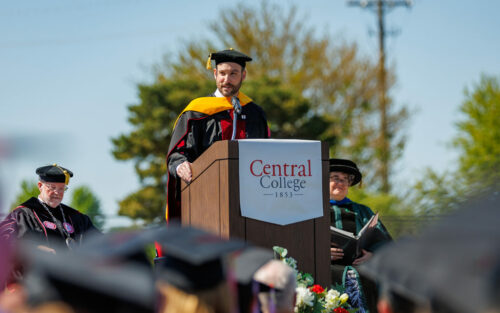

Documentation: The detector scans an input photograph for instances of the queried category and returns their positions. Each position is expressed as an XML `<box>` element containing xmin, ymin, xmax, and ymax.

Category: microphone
<box><xmin>231</xmin><ymin>96</ymin><xmax>241</xmax><ymax>140</ymax></box>
<box><xmin>231</xmin><ymin>96</ymin><xmax>242</xmax><ymax>115</ymax></box>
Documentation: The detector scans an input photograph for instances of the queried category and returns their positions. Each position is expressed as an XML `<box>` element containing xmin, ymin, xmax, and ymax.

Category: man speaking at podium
<box><xmin>166</xmin><ymin>49</ymin><xmax>270</xmax><ymax>221</ymax></box>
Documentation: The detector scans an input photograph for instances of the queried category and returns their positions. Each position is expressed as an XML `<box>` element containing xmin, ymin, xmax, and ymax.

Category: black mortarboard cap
<box><xmin>206</xmin><ymin>49</ymin><xmax>252</xmax><ymax>70</ymax></box>
<box><xmin>21</xmin><ymin>240</ymin><xmax>155</xmax><ymax>313</ymax></box>
<box><xmin>36</xmin><ymin>164</ymin><xmax>73</xmax><ymax>185</ymax></box>
<box><xmin>329</xmin><ymin>158</ymin><xmax>362</xmax><ymax>186</ymax></box>
<box><xmin>154</xmin><ymin>224</ymin><xmax>246</xmax><ymax>292</ymax></box>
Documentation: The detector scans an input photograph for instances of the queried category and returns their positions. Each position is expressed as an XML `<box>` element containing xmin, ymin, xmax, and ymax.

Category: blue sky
<box><xmin>1</xmin><ymin>0</ymin><xmax>499</xmax><ymax>229</ymax></box>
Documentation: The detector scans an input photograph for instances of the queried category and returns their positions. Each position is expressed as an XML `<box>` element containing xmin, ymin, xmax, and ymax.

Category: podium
<box><xmin>180</xmin><ymin>140</ymin><xmax>331</xmax><ymax>287</ymax></box>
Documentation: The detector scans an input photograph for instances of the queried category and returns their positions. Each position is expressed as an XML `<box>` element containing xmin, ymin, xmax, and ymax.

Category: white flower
<box><xmin>295</xmin><ymin>286</ymin><xmax>315</xmax><ymax>312</ymax></box>
<box><xmin>323</xmin><ymin>289</ymin><xmax>341</xmax><ymax>311</ymax></box>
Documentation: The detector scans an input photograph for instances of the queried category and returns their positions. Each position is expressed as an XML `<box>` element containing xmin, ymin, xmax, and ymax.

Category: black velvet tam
<box><xmin>36</xmin><ymin>164</ymin><xmax>73</xmax><ymax>183</ymax></box>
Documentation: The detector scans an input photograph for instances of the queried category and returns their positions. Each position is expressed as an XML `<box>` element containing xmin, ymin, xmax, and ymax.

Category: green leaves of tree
<box><xmin>10</xmin><ymin>180</ymin><xmax>39</xmax><ymax>211</ymax></box>
<box><xmin>70</xmin><ymin>186</ymin><xmax>105</xmax><ymax>230</ymax></box>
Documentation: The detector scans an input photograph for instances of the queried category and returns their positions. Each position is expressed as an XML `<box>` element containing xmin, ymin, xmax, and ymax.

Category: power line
<box><xmin>347</xmin><ymin>0</ymin><xmax>412</xmax><ymax>193</ymax></box>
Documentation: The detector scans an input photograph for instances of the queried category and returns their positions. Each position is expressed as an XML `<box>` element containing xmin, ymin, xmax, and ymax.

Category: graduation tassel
<box><xmin>63</xmin><ymin>170</ymin><xmax>69</xmax><ymax>185</ymax></box>
<box><xmin>206</xmin><ymin>53</ymin><xmax>212</xmax><ymax>70</ymax></box>
<box><xmin>53</xmin><ymin>163</ymin><xmax>70</xmax><ymax>185</ymax></box>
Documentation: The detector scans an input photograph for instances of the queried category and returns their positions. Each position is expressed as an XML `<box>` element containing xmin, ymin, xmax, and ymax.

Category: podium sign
<box><xmin>239</xmin><ymin>139</ymin><xmax>323</xmax><ymax>225</ymax></box>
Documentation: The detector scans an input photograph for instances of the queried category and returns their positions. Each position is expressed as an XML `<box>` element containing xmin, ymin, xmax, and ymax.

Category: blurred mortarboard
<box><xmin>206</xmin><ymin>48</ymin><xmax>252</xmax><ymax>70</ymax></box>
<box><xmin>79</xmin><ymin>228</ymin><xmax>155</xmax><ymax>266</ymax></box>
<box><xmin>154</xmin><ymin>224</ymin><xmax>246</xmax><ymax>292</ymax></box>
<box><xmin>233</xmin><ymin>246</ymin><xmax>274</xmax><ymax>286</ymax></box>
<box><xmin>21</xmin><ymin>241</ymin><xmax>155</xmax><ymax>313</ymax></box>
<box><xmin>360</xmin><ymin>190</ymin><xmax>500</xmax><ymax>313</ymax></box>
<box><xmin>233</xmin><ymin>247</ymin><xmax>274</xmax><ymax>313</ymax></box>
<box><xmin>36</xmin><ymin>164</ymin><xmax>73</xmax><ymax>185</ymax></box>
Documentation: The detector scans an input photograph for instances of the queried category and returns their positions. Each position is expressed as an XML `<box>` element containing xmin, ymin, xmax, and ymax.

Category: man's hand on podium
<box><xmin>176</xmin><ymin>161</ymin><xmax>193</xmax><ymax>183</ymax></box>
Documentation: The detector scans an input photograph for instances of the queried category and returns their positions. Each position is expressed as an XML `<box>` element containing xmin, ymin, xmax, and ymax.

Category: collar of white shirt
<box><xmin>214</xmin><ymin>89</ymin><xmax>224</xmax><ymax>97</ymax></box>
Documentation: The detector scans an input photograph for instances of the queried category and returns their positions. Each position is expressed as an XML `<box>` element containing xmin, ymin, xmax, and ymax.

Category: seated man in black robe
<box><xmin>0</xmin><ymin>164</ymin><xmax>99</xmax><ymax>254</ymax></box>
<box><xmin>165</xmin><ymin>49</ymin><xmax>270</xmax><ymax>221</ymax></box>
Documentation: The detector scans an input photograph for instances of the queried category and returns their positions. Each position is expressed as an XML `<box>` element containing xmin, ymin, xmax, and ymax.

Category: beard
<box><xmin>218</xmin><ymin>78</ymin><xmax>243</xmax><ymax>97</ymax></box>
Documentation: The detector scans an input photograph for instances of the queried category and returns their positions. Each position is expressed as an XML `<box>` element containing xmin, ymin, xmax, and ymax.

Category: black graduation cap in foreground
<box><xmin>360</xmin><ymin>190</ymin><xmax>500</xmax><ymax>313</ymax></box>
<box><xmin>21</xmin><ymin>239</ymin><xmax>155</xmax><ymax>313</ymax></box>
<box><xmin>154</xmin><ymin>224</ymin><xmax>246</xmax><ymax>292</ymax></box>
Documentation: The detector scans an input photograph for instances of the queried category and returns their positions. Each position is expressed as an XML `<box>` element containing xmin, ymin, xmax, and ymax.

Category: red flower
<box><xmin>309</xmin><ymin>284</ymin><xmax>325</xmax><ymax>294</ymax></box>
<box><xmin>333</xmin><ymin>308</ymin><xmax>348</xmax><ymax>313</ymax></box>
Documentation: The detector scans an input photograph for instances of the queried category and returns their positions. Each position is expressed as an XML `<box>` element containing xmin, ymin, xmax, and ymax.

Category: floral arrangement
<box><xmin>273</xmin><ymin>246</ymin><xmax>357</xmax><ymax>313</ymax></box>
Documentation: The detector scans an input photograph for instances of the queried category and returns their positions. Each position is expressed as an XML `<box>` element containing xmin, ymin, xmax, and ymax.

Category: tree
<box><xmin>70</xmin><ymin>186</ymin><xmax>105</xmax><ymax>230</ymax></box>
<box><xmin>408</xmin><ymin>74</ymin><xmax>500</xmax><ymax>215</ymax></box>
<box><xmin>454</xmin><ymin>75</ymin><xmax>500</xmax><ymax>190</ymax></box>
<box><xmin>112</xmin><ymin>2</ymin><xmax>408</xmax><ymax>221</ymax></box>
<box><xmin>10</xmin><ymin>180</ymin><xmax>39</xmax><ymax>210</ymax></box>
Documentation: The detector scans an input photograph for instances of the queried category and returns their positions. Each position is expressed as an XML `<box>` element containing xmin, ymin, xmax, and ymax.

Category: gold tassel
<box><xmin>63</xmin><ymin>170</ymin><xmax>69</xmax><ymax>185</ymax></box>
<box><xmin>53</xmin><ymin>163</ymin><xmax>70</xmax><ymax>185</ymax></box>
<box><xmin>206</xmin><ymin>53</ymin><xmax>212</xmax><ymax>70</ymax></box>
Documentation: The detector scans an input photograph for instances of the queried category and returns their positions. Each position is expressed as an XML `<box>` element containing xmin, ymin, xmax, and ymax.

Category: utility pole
<box><xmin>347</xmin><ymin>0</ymin><xmax>411</xmax><ymax>193</ymax></box>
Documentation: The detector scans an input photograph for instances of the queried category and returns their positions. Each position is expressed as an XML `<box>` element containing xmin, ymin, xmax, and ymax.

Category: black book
<box><xmin>330</xmin><ymin>213</ymin><xmax>379</xmax><ymax>264</ymax></box>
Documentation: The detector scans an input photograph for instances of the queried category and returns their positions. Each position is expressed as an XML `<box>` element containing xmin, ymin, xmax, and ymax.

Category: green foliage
<box><xmin>408</xmin><ymin>74</ymin><xmax>500</xmax><ymax>217</ymax></box>
<box><xmin>408</xmin><ymin>169</ymin><xmax>466</xmax><ymax>215</ymax></box>
<box><xmin>10</xmin><ymin>180</ymin><xmax>39</xmax><ymax>210</ymax></box>
<box><xmin>117</xmin><ymin>186</ymin><xmax>165</xmax><ymax>222</ymax></box>
<box><xmin>454</xmin><ymin>75</ymin><xmax>500</xmax><ymax>189</ymax></box>
<box><xmin>70</xmin><ymin>186</ymin><xmax>105</xmax><ymax>230</ymax></box>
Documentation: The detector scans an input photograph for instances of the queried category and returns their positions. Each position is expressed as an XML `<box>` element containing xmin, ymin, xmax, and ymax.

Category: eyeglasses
<box><xmin>42</xmin><ymin>183</ymin><xmax>68</xmax><ymax>193</ymax></box>
<box><xmin>329</xmin><ymin>175</ymin><xmax>353</xmax><ymax>186</ymax></box>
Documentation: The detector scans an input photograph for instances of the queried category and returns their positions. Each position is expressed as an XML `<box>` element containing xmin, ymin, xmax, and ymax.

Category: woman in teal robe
<box><xmin>329</xmin><ymin>158</ymin><xmax>392</xmax><ymax>312</ymax></box>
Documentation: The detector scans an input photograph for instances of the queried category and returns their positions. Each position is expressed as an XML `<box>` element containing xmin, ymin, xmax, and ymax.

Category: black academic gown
<box><xmin>330</xmin><ymin>200</ymin><xmax>392</xmax><ymax>313</ymax></box>
<box><xmin>0</xmin><ymin>197</ymin><xmax>99</xmax><ymax>252</ymax></box>
<box><xmin>165</xmin><ymin>92</ymin><xmax>269</xmax><ymax>221</ymax></box>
